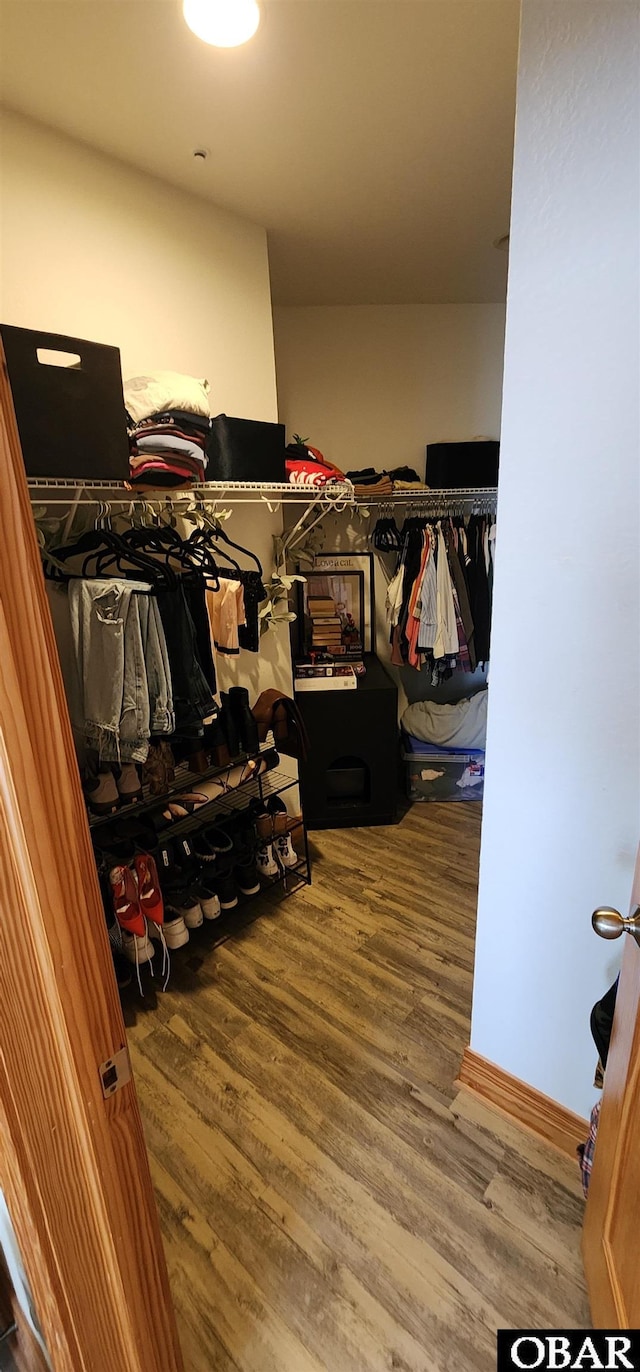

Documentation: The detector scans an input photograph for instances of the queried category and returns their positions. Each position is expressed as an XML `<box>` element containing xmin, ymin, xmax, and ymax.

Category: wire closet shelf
<box><xmin>26</xmin><ymin>477</ymin><xmax>498</xmax><ymax>512</ymax></box>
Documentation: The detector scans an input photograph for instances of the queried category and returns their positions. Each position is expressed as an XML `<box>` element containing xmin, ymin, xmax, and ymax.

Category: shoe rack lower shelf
<box><xmin>119</xmin><ymin>851</ymin><xmax>310</xmax><ymax>1011</ymax></box>
<box><xmin>96</xmin><ymin>762</ymin><xmax>311</xmax><ymax>1005</ymax></box>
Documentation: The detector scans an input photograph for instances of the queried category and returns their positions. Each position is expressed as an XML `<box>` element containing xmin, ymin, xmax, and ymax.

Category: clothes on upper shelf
<box><xmin>124</xmin><ymin>373</ymin><xmax>211</xmax><ymax>425</ymax></box>
<box><xmin>385</xmin><ymin>513</ymin><xmax>495</xmax><ymax>681</ymax></box>
<box><xmin>285</xmin><ymin>439</ymin><xmax>348</xmax><ymax>487</ymax></box>
<box><xmin>125</xmin><ymin>373</ymin><xmax>212</xmax><ymax>487</ymax></box>
<box><xmin>347</xmin><ymin>466</ymin><xmax>428</xmax><ymax>496</ymax></box>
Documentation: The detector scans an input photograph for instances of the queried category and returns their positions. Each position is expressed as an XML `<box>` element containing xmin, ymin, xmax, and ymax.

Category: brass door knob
<box><xmin>592</xmin><ymin>906</ymin><xmax>640</xmax><ymax>947</ymax></box>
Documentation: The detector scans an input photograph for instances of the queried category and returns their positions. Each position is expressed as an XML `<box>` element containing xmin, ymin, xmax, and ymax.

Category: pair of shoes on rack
<box><xmin>156</xmin><ymin>833</ymin><xmax>226</xmax><ymax>943</ymax></box>
<box><xmin>193</xmin><ymin>821</ymin><xmax>260</xmax><ymax>908</ymax></box>
<box><xmin>150</xmin><ymin>750</ymin><xmax>279</xmax><ymax>832</ymax></box>
<box><xmin>194</xmin><ymin>688</ymin><xmax>260</xmax><ymax>770</ymax></box>
<box><xmin>108</xmin><ymin>852</ymin><xmax>170</xmax><ymax>993</ymax></box>
<box><xmin>253</xmin><ymin>796</ymin><xmax>299</xmax><ymax>876</ymax></box>
<box><xmin>85</xmin><ymin>762</ymin><xmax>143</xmax><ymax>816</ymax></box>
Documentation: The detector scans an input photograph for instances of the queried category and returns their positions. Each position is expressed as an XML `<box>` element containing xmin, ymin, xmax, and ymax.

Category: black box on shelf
<box><xmin>208</xmin><ymin>414</ymin><xmax>286</xmax><ymax>483</ymax></box>
<box><xmin>426</xmin><ymin>440</ymin><xmax>499</xmax><ymax>489</ymax></box>
<box><xmin>1</xmin><ymin>324</ymin><xmax>130</xmax><ymax>480</ymax></box>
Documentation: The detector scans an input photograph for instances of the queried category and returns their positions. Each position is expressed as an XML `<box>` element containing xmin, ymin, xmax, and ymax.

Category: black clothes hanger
<box><xmin>209</xmin><ymin>522</ymin><xmax>263</xmax><ymax>576</ymax></box>
<box><xmin>88</xmin><ymin>543</ymin><xmax>178</xmax><ymax>590</ymax></box>
<box><xmin>47</xmin><ymin>500</ymin><xmax>182</xmax><ymax>588</ymax></box>
<box><xmin>46</xmin><ymin>525</ymin><xmax>173</xmax><ymax>588</ymax></box>
<box><xmin>372</xmin><ymin>516</ymin><xmax>402</xmax><ymax>552</ymax></box>
<box><xmin>122</xmin><ymin>519</ymin><xmax>215</xmax><ymax>585</ymax></box>
<box><xmin>188</xmin><ymin>525</ymin><xmax>242</xmax><ymax>576</ymax></box>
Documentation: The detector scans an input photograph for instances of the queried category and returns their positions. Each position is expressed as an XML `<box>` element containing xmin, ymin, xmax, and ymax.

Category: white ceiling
<box><xmin>0</xmin><ymin>0</ymin><xmax>519</xmax><ymax>306</ymax></box>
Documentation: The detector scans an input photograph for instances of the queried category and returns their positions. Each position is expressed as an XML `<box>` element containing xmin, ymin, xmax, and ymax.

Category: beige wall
<box><xmin>275</xmin><ymin>303</ymin><xmax>505</xmax><ymax>716</ymax></box>
<box><xmin>0</xmin><ymin>109</ymin><xmax>291</xmax><ymax>697</ymax></box>
<box><xmin>1</xmin><ymin>109</ymin><xmax>277</xmax><ymax>420</ymax></box>
<box><xmin>273</xmin><ymin>303</ymin><xmax>506</xmax><ymax>476</ymax></box>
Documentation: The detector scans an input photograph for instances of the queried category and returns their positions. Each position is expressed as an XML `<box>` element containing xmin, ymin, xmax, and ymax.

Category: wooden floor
<box><xmin>127</xmin><ymin>803</ymin><xmax>591</xmax><ymax>1371</ymax></box>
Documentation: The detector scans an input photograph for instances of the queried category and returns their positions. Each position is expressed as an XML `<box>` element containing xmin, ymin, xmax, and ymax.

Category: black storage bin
<box><xmin>426</xmin><ymin>440</ymin><xmax>499</xmax><ymax>489</ymax></box>
<box><xmin>295</xmin><ymin>655</ymin><xmax>398</xmax><ymax>828</ymax></box>
<box><xmin>208</xmin><ymin>414</ymin><xmax>286</xmax><ymax>483</ymax></box>
<box><xmin>1</xmin><ymin>324</ymin><xmax>129</xmax><ymax>480</ymax></box>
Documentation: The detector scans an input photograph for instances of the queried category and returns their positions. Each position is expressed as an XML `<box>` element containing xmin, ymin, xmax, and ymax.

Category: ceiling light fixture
<box><xmin>183</xmin><ymin>0</ymin><xmax>260</xmax><ymax>47</ymax></box>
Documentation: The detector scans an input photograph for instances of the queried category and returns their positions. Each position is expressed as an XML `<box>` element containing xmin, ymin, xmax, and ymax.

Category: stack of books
<box><xmin>308</xmin><ymin>596</ymin><xmax>343</xmax><ymax>653</ymax></box>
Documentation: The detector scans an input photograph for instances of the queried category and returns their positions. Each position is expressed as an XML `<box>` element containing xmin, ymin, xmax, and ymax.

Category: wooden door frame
<box><xmin>582</xmin><ymin>935</ymin><xmax>640</xmax><ymax>1327</ymax></box>
<box><xmin>0</xmin><ymin>348</ymin><xmax>183</xmax><ymax>1371</ymax></box>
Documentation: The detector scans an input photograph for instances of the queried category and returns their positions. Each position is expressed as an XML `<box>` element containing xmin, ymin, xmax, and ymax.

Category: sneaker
<box><xmin>151</xmin><ymin>906</ymin><xmax>189</xmax><ymax>950</ymax></box>
<box><xmin>172</xmin><ymin>834</ymin><xmax>221</xmax><ymax>920</ymax></box>
<box><xmin>85</xmin><ymin>767</ymin><xmax>120</xmax><ymax>816</ymax></box>
<box><xmin>274</xmin><ymin>833</ymin><xmax>299</xmax><ymax>870</ymax></box>
<box><xmin>116</xmin><ymin>762</ymin><xmax>143</xmax><ymax>806</ymax></box>
<box><xmin>172</xmin><ymin>890</ymin><xmax>204</xmax><ymax>929</ymax></box>
<box><xmin>194</xmin><ymin>876</ymin><xmax>222</xmax><ymax>921</ymax></box>
<box><xmin>121</xmin><ymin>929</ymin><xmax>155</xmax><ymax>965</ymax></box>
<box><xmin>256</xmin><ymin>842</ymin><xmax>279</xmax><ymax>879</ymax></box>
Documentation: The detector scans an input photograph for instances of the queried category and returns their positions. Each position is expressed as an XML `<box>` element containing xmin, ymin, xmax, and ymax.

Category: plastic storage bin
<box><xmin>207</xmin><ymin>415</ymin><xmax>286</xmax><ymax>483</ymax></box>
<box><xmin>402</xmin><ymin>731</ymin><xmax>484</xmax><ymax>802</ymax></box>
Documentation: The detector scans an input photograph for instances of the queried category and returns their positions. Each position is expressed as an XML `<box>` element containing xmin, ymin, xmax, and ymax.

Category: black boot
<box><xmin>203</xmin><ymin>715</ymin><xmax>231</xmax><ymax>766</ymax></box>
<box><xmin>227</xmin><ymin>687</ymin><xmax>260</xmax><ymax>755</ymax></box>
<box><xmin>219</xmin><ymin>694</ymin><xmax>241</xmax><ymax>759</ymax></box>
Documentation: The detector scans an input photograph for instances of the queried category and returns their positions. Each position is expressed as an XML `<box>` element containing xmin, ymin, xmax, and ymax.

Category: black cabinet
<box><xmin>295</xmin><ymin>655</ymin><xmax>398</xmax><ymax>828</ymax></box>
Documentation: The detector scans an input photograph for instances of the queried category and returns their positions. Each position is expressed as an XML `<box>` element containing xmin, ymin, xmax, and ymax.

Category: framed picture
<box><xmin>295</xmin><ymin>568</ymin><xmax>365</xmax><ymax>661</ymax></box>
<box><xmin>308</xmin><ymin>552</ymin><xmax>375</xmax><ymax>653</ymax></box>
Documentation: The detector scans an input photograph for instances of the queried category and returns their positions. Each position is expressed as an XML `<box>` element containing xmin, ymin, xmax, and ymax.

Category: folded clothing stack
<box><xmin>285</xmin><ymin>437</ymin><xmax>349</xmax><ymax>487</ymax></box>
<box><xmin>125</xmin><ymin>371</ymin><xmax>212</xmax><ymax>487</ymax></box>
<box><xmin>346</xmin><ymin>466</ymin><xmax>428</xmax><ymax>496</ymax></box>
<box><xmin>347</xmin><ymin>469</ymin><xmax>394</xmax><ymax>497</ymax></box>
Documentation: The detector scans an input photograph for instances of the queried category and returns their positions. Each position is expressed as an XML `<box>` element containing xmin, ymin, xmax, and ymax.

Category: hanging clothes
<box><xmin>446</xmin><ymin>523</ymin><xmax>476</xmax><ymax>672</ymax></box>
<box><xmin>466</xmin><ymin>515</ymin><xmax>492</xmax><ymax>665</ymax></box>
<box><xmin>58</xmin><ymin>578</ymin><xmax>171</xmax><ymax>764</ymax></box>
<box><xmin>383</xmin><ymin>508</ymin><xmax>495</xmax><ymax>680</ymax></box>
<box><xmin>417</xmin><ymin>529</ymin><xmax>438</xmax><ymax>651</ymax></box>
<box><xmin>433</xmin><ymin>522</ymin><xmax>459</xmax><ymax>661</ymax></box>
<box><xmin>205</xmin><ymin>577</ymin><xmax>247</xmax><ymax>655</ymax></box>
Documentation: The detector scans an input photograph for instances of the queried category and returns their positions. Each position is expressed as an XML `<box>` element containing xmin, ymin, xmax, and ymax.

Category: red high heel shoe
<box><xmin>109</xmin><ymin>863</ymin><xmax>156</xmax><ymax>991</ymax></box>
<box><xmin>135</xmin><ymin>853</ymin><xmax>171</xmax><ymax>992</ymax></box>
<box><xmin>109</xmin><ymin>864</ymin><xmax>146</xmax><ymax>938</ymax></box>
<box><xmin>134</xmin><ymin>853</ymin><xmax>164</xmax><ymax>927</ymax></box>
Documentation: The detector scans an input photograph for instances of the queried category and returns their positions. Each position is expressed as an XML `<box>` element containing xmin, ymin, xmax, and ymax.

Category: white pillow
<box><xmin>125</xmin><ymin>371</ymin><xmax>210</xmax><ymax>424</ymax></box>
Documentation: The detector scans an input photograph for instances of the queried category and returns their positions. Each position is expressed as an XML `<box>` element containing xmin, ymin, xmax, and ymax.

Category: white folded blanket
<box><xmin>402</xmin><ymin>691</ymin><xmax>488</xmax><ymax>750</ymax></box>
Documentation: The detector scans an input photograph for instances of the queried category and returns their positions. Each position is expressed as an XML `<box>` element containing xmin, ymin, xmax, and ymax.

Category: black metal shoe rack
<box><xmin>88</xmin><ymin>734</ymin><xmax>312</xmax><ymax>968</ymax></box>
